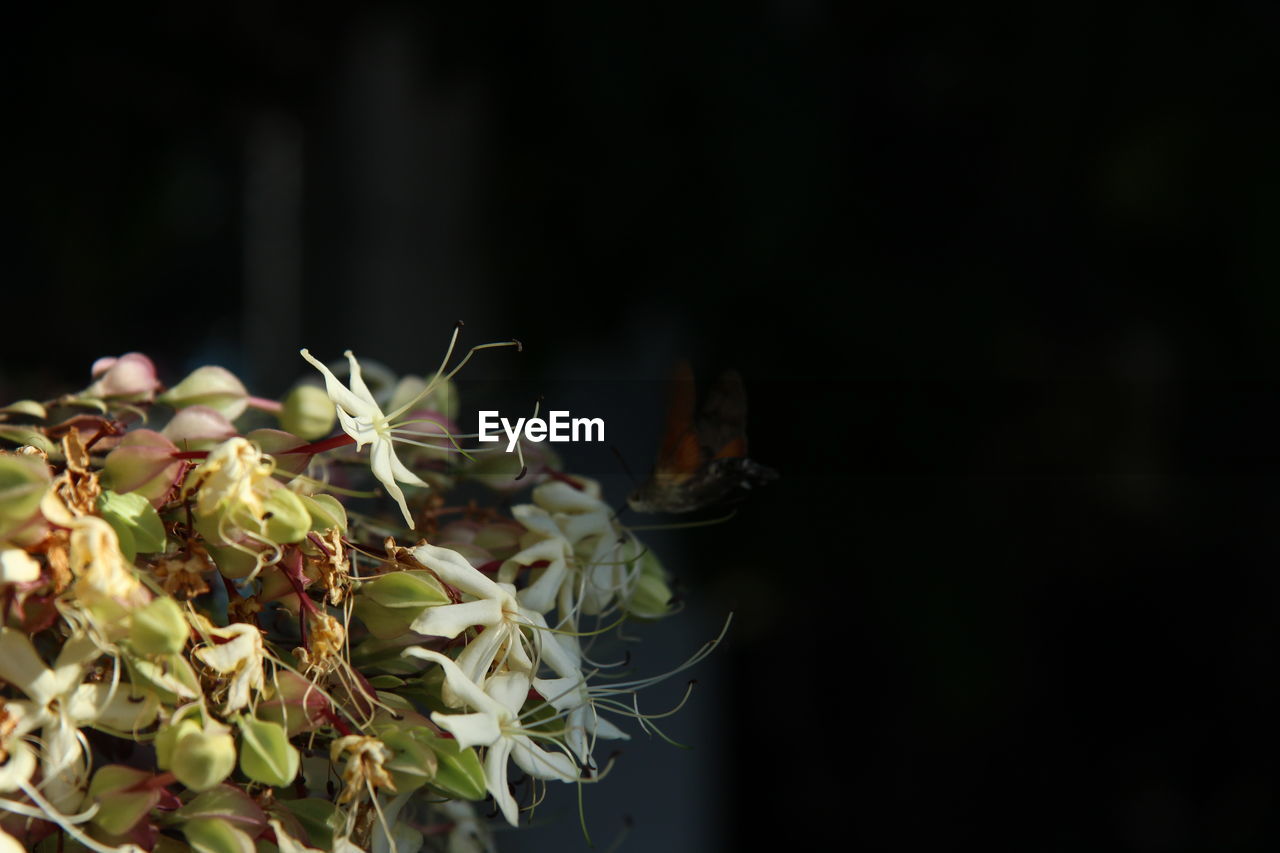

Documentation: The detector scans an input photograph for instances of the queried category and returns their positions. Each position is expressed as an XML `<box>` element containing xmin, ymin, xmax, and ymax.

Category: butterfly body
<box><xmin>627</xmin><ymin>363</ymin><xmax>777</xmax><ymax>514</ymax></box>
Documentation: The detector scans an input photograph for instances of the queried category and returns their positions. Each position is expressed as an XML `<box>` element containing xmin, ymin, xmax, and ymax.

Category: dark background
<box><xmin>6</xmin><ymin>3</ymin><xmax>1280</xmax><ymax>849</ymax></box>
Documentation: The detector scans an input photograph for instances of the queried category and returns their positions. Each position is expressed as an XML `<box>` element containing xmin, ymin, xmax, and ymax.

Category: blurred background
<box><xmin>5</xmin><ymin>2</ymin><xmax>1280</xmax><ymax>849</ymax></box>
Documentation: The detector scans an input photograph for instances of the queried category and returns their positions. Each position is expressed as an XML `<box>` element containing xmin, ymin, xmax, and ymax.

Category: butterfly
<box><xmin>627</xmin><ymin>361</ymin><xmax>777</xmax><ymax>514</ymax></box>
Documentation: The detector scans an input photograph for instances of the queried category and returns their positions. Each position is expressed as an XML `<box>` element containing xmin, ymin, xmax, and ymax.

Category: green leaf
<box><xmin>361</xmin><ymin>570</ymin><xmax>449</xmax><ymax>609</ymax></box>
<box><xmin>57</xmin><ymin>395</ymin><xmax>109</xmax><ymax>413</ymax></box>
<box><xmin>420</xmin><ymin>730</ymin><xmax>487</xmax><ymax>800</ymax></box>
<box><xmin>380</xmin><ymin>728</ymin><xmax>438</xmax><ymax>793</ymax></box>
<box><xmin>86</xmin><ymin>765</ymin><xmax>160</xmax><ymax>836</ymax></box>
<box><xmin>0</xmin><ymin>425</ymin><xmax>54</xmax><ymax>454</ymax></box>
<box><xmin>176</xmin><ymin>785</ymin><xmax>266</xmax><ymax>831</ymax></box>
<box><xmin>98</xmin><ymin>490</ymin><xmax>167</xmax><ymax>562</ymax></box>
<box><xmin>129</xmin><ymin>596</ymin><xmax>189</xmax><ymax>656</ymax></box>
<box><xmin>279</xmin><ymin>799</ymin><xmax>343</xmax><ymax>851</ymax></box>
<box><xmin>0</xmin><ymin>400</ymin><xmax>47</xmax><ymax>419</ymax></box>
<box><xmin>366</xmin><ymin>675</ymin><xmax>405</xmax><ymax>689</ymax></box>
<box><xmin>0</xmin><ymin>454</ymin><xmax>51</xmax><ymax>539</ymax></box>
<box><xmin>236</xmin><ymin>716</ymin><xmax>300</xmax><ymax>787</ymax></box>
<box><xmin>182</xmin><ymin>817</ymin><xmax>256</xmax><ymax>853</ymax></box>
<box><xmin>351</xmin><ymin>597</ymin><xmax>418</xmax><ymax>640</ymax></box>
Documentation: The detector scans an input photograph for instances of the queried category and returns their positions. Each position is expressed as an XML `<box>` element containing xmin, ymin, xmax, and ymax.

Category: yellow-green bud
<box><xmin>280</xmin><ymin>385</ymin><xmax>336</xmax><ymax>440</ymax></box>
<box><xmin>625</xmin><ymin>551</ymin><xmax>675</xmax><ymax>620</ymax></box>
<box><xmin>237</xmin><ymin>716</ymin><xmax>300</xmax><ymax>786</ymax></box>
<box><xmin>102</xmin><ymin>430</ymin><xmax>184</xmax><ymax>507</ymax></box>
<box><xmin>158</xmin><ymin>366</ymin><xmax>249</xmax><ymax>420</ymax></box>
<box><xmin>160</xmin><ymin>719</ymin><xmax>236</xmax><ymax>792</ymax></box>
<box><xmin>161</xmin><ymin>405</ymin><xmax>237</xmax><ymax>451</ymax></box>
<box><xmin>0</xmin><ymin>455</ymin><xmax>50</xmax><ymax>540</ymax></box>
<box><xmin>129</xmin><ymin>597</ymin><xmax>189</xmax><ymax>655</ymax></box>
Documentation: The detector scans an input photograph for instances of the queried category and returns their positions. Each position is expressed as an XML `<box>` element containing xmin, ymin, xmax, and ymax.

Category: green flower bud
<box><xmin>625</xmin><ymin>550</ymin><xmax>675</xmax><ymax>620</ymax></box>
<box><xmin>280</xmin><ymin>384</ymin><xmax>336</xmax><ymax>441</ymax></box>
<box><xmin>0</xmin><ymin>454</ymin><xmax>50</xmax><ymax>540</ymax></box>
<box><xmin>159</xmin><ymin>366</ymin><xmax>249</xmax><ymax>420</ymax></box>
<box><xmin>86</xmin><ymin>353</ymin><xmax>161</xmax><ymax>402</ymax></box>
<box><xmin>236</xmin><ymin>716</ymin><xmax>299</xmax><ymax>787</ymax></box>
<box><xmin>129</xmin><ymin>596</ymin><xmax>189</xmax><ymax>656</ymax></box>
<box><xmin>300</xmin><ymin>493</ymin><xmax>347</xmax><ymax>533</ymax></box>
<box><xmin>102</xmin><ymin>430</ymin><xmax>184</xmax><ymax>507</ymax></box>
<box><xmin>161</xmin><ymin>405</ymin><xmax>237</xmax><ymax>451</ymax></box>
<box><xmin>162</xmin><ymin>719</ymin><xmax>236</xmax><ymax>792</ymax></box>
<box><xmin>86</xmin><ymin>765</ymin><xmax>159</xmax><ymax>837</ymax></box>
<box><xmin>261</xmin><ymin>483</ymin><xmax>310</xmax><ymax>544</ymax></box>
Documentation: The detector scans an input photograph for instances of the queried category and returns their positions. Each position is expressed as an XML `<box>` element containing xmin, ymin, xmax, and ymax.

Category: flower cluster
<box><xmin>0</xmin><ymin>333</ymin><xmax>721</xmax><ymax>852</ymax></box>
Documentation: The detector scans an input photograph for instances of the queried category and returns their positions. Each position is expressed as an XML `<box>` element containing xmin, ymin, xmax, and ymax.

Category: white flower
<box><xmin>531</xmin><ymin>674</ymin><xmax>629</xmax><ymax>769</ymax></box>
<box><xmin>500</xmin><ymin>479</ymin><xmax>642</xmax><ymax>620</ymax></box>
<box><xmin>404</xmin><ymin>648</ymin><xmax>578</xmax><ymax>826</ymax></box>
<box><xmin>0</xmin><ymin>630</ymin><xmax>158</xmax><ymax>811</ymax></box>
<box><xmin>408</xmin><ymin>543</ymin><xmax>579</xmax><ymax>699</ymax></box>
<box><xmin>301</xmin><ymin>349</ymin><xmax>429</xmax><ymax>528</ymax></box>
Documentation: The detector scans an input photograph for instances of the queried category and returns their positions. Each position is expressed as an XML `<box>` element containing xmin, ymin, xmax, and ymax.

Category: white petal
<box><xmin>342</xmin><ymin>351</ymin><xmax>380</xmax><ymax>409</ymax></box>
<box><xmin>0</xmin><ymin>629</ymin><xmax>56</xmax><ymax>706</ymax></box>
<box><xmin>517</xmin><ymin>557</ymin><xmax>568</xmax><ymax>615</ymax></box>
<box><xmin>531</xmin><ymin>676</ymin><xmax>584</xmax><ymax>713</ymax></box>
<box><xmin>509</xmin><ymin>735</ymin><xmax>579</xmax><ymax>782</ymax></box>
<box><xmin>484</xmin><ymin>738</ymin><xmax>519</xmax><ymax>826</ymax></box>
<box><xmin>429</xmin><ymin>711</ymin><xmax>501</xmax><ymax>750</ymax></box>
<box><xmin>370</xmin><ymin>440</ymin><xmax>415</xmax><ymax>528</ymax></box>
<box><xmin>562</xmin><ymin>507</ymin><xmax>613</xmax><ymax>536</ymax></box>
<box><xmin>452</xmin><ymin>624</ymin><xmax>509</xmax><ymax>690</ymax></box>
<box><xmin>411</xmin><ymin>542</ymin><xmax>504</xmax><ymax>600</ymax></box>
<box><xmin>410</xmin><ymin>599</ymin><xmax>504</xmax><ymax>639</ymax></box>
<box><xmin>522</xmin><ymin>610</ymin><xmax>581</xmax><ymax>677</ymax></box>
<box><xmin>532</xmin><ymin>480</ymin><xmax>605</xmax><ymax>512</ymax></box>
<box><xmin>483</xmin><ymin>671</ymin><xmax>530</xmax><ymax>717</ymax></box>
<box><xmin>387</xmin><ymin>447</ymin><xmax>428</xmax><ymax>487</ymax></box>
<box><xmin>300</xmin><ymin>350</ymin><xmax>381</xmax><ymax>420</ymax></box>
<box><xmin>594</xmin><ymin>714</ymin><xmax>629</xmax><ymax>741</ymax></box>
<box><xmin>402</xmin><ymin>649</ymin><xmax>503</xmax><ymax>715</ymax></box>
<box><xmin>41</xmin><ymin>715</ymin><xmax>89</xmax><ymax>812</ymax></box>
<box><xmin>510</xmin><ymin>505</ymin><xmax>563</xmax><ymax>540</ymax></box>
<box><xmin>0</xmin><ymin>741</ymin><xmax>35</xmax><ymax>793</ymax></box>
